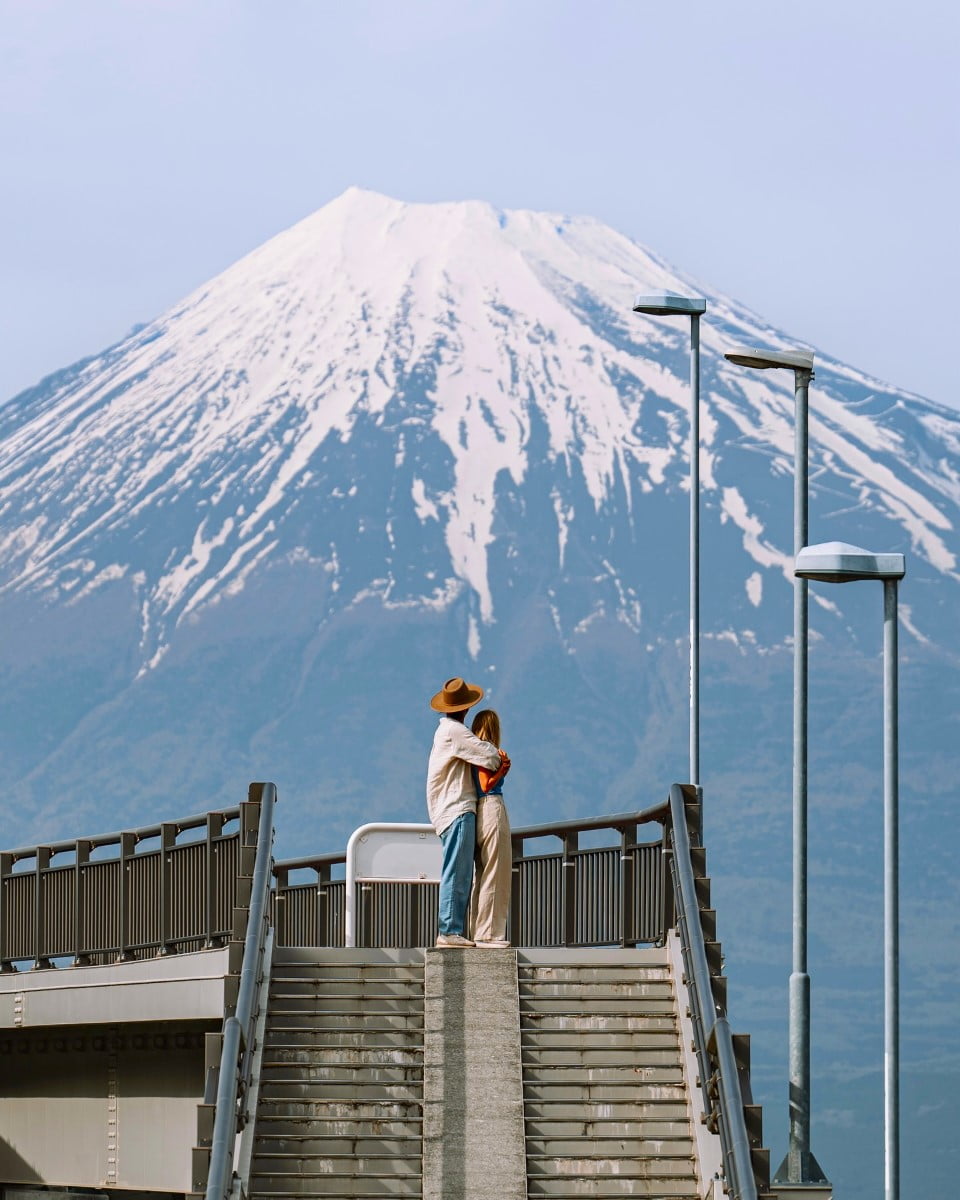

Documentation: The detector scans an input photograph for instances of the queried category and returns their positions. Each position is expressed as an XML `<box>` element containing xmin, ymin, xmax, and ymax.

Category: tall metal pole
<box><xmin>787</xmin><ymin>366</ymin><xmax>813</xmax><ymax>1181</ymax></box>
<box><xmin>883</xmin><ymin>578</ymin><xmax>900</xmax><ymax>1200</ymax></box>
<box><xmin>689</xmin><ymin>313</ymin><xmax>701</xmax><ymax>787</ymax></box>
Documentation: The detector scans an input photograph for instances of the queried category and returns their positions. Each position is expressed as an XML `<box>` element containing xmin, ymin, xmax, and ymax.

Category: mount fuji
<box><xmin>1</xmin><ymin>188</ymin><xmax>957</xmax><ymax>1197</ymax></box>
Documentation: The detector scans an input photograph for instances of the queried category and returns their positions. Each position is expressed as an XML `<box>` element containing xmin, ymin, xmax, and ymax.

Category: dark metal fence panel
<box><xmin>633</xmin><ymin>842</ymin><xmax>666</xmax><ymax>943</ymax></box>
<box><xmin>272</xmin><ymin>804</ymin><xmax>670</xmax><ymax>950</ymax></box>
<box><xmin>211</xmin><ymin>837</ymin><xmax>239</xmax><ymax>933</ymax></box>
<box><xmin>39</xmin><ymin>866</ymin><xmax>75</xmax><ymax>960</ymax></box>
<box><xmin>2</xmin><ymin>872</ymin><xmax>35</xmax><ymax>962</ymax></box>
<box><xmin>169</xmin><ymin>840</ymin><xmax>209</xmax><ymax>951</ymax></box>
<box><xmin>0</xmin><ymin>806</ymin><xmax>248</xmax><ymax>969</ymax></box>
<box><xmin>513</xmin><ymin>854</ymin><xmax>562</xmax><ymax>947</ymax></box>
<box><xmin>574</xmin><ymin>848</ymin><xmax>620</xmax><ymax>945</ymax></box>
<box><xmin>272</xmin><ymin>880</ymin><xmax>347</xmax><ymax>948</ymax></box>
<box><xmin>127</xmin><ymin>850</ymin><xmax>162</xmax><ymax>953</ymax></box>
<box><xmin>357</xmin><ymin>882</ymin><xmax>439</xmax><ymax>948</ymax></box>
<box><xmin>80</xmin><ymin>860</ymin><xmax>121</xmax><ymax>964</ymax></box>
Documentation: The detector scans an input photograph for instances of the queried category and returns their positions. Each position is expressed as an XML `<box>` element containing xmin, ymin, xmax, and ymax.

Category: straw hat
<box><xmin>430</xmin><ymin>676</ymin><xmax>484</xmax><ymax>713</ymax></box>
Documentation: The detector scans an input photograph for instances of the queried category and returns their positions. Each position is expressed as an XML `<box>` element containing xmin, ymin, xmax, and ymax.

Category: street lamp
<box><xmin>795</xmin><ymin>541</ymin><xmax>906</xmax><ymax>1200</ymax></box>
<box><xmin>722</xmin><ymin>343</ymin><xmax>828</xmax><ymax>1189</ymax></box>
<box><xmin>632</xmin><ymin>293</ymin><xmax>707</xmax><ymax>786</ymax></box>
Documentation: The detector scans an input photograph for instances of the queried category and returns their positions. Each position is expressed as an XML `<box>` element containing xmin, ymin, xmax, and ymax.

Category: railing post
<box><xmin>33</xmin><ymin>848</ymin><xmax>51</xmax><ymax>970</ymax></box>
<box><xmin>316</xmin><ymin>862</ymin><xmax>331</xmax><ymax>947</ymax></box>
<box><xmin>407</xmin><ymin>884</ymin><xmax>420</xmax><ymax>948</ymax></box>
<box><xmin>619</xmin><ymin>823</ymin><xmax>638</xmax><ymax>948</ymax></box>
<box><xmin>118</xmin><ymin>832</ymin><xmax>137</xmax><ymax>962</ymax></box>
<box><xmin>359</xmin><ymin>883</ymin><xmax>373</xmax><ymax>948</ymax></box>
<box><xmin>160</xmin><ymin>823</ymin><xmax>178</xmax><ymax>955</ymax></box>
<box><xmin>510</xmin><ymin>834</ymin><xmax>523</xmax><ymax>947</ymax></box>
<box><xmin>74</xmin><ymin>840</ymin><xmax>91</xmax><ymax>966</ymax></box>
<box><xmin>272</xmin><ymin>864</ymin><xmax>289</xmax><ymax>947</ymax></box>
<box><xmin>0</xmin><ymin>853</ymin><xmax>11</xmax><ymax>971</ymax></box>
<box><xmin>561</xmin><ymin>832</ymin><xmax>578</xmax><ymax>947</ymax></box>
<box><xmin>661</xmin><ymin>822</ymin><xmax>675</xmax><ymax>941</ymax></box>
<box><xmin>205</xmin><ymin>811</ymin><xmax>226</xmax><ymax>949</ymax></box>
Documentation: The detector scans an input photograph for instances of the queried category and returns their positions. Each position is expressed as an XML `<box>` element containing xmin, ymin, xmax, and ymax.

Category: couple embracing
<box><xmin>425</xmin><ymin>676</ymin><xmax>513</xmax><ymax>948</ymax></box>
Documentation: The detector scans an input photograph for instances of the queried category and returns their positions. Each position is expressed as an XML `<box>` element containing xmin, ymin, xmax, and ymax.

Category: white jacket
<box><xmin>426</xmin><ymin>716</ymin><xmax>502</xmax><ymax>836</ymax></box>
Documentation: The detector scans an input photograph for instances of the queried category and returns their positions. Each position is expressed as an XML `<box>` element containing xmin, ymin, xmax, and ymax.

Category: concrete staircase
<box><xmin>249</xmin><ymin>948</ymin><xmax>426</xmax><ymax>1198</ymax></box>
<box><xmin>518</xmin><ymin>949</ymin><xmax>701</xmax><ymax>1198</ymax></box>
<box><xmin>246</xmin><ymin>946</ymin><xmax>712</xmax><ymax>1198</ymax></box>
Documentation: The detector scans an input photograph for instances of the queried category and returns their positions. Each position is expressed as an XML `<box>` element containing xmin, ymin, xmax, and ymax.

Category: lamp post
<box><xmin>632</xmin><ymin>293</ymin><xmax>707</xmax><ymax>786</ymax></box>
<box><xmin>722</xmin><ymin>344</ymin><xmax>828</xmax><ymax>1189</ymax></box>
<box><xmin>795</xmin><ymin>541</ymin><xmax>905</xmax><ymax>1200</ymax></box>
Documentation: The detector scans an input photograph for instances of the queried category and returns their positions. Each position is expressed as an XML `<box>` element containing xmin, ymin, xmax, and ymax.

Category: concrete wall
<box><xmin>0</xmin><ymin>1022</ymin><xmax>211</xmax><ymax>1194</ymax></box>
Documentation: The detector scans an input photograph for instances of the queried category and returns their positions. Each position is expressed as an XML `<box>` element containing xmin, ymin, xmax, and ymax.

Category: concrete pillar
<box><xmin>422</xmin><ymin>948</ymin><xmax>527</xmax><ymax>1200</ymax></box>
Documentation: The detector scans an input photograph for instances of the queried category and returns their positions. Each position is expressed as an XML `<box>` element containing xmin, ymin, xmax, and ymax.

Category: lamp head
<box><xmin>724</xmin><ymin>345</ymin><xmax>814</xmax><ymax>373</ymax></box>
<box><xmin>795</xmin><ymin>541</ymin><xmax>906</xmax><ymax>583</ymax></box>
<box><xmin>633</xmin><ymin>292</ymin><xmax>707</xmax><ymax>317</ymax></box>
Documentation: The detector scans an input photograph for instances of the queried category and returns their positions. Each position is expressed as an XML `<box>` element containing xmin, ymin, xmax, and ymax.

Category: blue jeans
<box><xmin>438</xmin><ymin>811</ymin><xmax>476</xmax><ymax>936</ymax></box>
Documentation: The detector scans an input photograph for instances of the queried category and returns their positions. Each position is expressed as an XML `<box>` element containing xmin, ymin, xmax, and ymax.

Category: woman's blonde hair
<box><xmin>471</xmin><ymin>708</ymin><xmax>500</xmax><ymax>747</ymax></box>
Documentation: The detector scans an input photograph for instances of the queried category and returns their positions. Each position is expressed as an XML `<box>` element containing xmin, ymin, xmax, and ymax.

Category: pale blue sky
<box><xmin>2</xmin><ymin>0</ymin><xmax>957</xmax><ymax>405</ymax></box>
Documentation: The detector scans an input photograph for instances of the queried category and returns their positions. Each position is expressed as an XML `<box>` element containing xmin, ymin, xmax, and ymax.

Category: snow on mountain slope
<box><xmin>0</xmin><ymin>187</ymin><xmax>956</xmax><ymax>672</ymax></box>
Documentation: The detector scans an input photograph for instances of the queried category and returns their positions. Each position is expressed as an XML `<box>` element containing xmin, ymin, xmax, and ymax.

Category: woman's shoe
<box><xmin>475</xmin><ymin>938</ymin><xmax>511</xmax><ymax>948</ymax></box>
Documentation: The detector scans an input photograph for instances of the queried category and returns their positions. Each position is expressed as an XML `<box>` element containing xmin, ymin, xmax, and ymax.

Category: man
<box><xmin>426</xmin><ymin>676</ymin><xmax>508</xmax><ymax>948</ymax></box>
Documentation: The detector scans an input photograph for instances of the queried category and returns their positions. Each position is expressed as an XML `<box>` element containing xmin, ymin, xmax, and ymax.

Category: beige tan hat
<box><xmin>430</xmin><ymin>676</ymin><xmax>484</xmax><ymax>713</ymax></box>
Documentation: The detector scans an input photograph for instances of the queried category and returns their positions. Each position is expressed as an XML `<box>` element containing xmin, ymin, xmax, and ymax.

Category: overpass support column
<box><xmin>422</xmin><ymin>948</ymin><xmax>527</xmax><ymax>1200</ymax></box>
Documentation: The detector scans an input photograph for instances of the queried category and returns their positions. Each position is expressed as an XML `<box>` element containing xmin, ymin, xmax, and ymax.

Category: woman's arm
<box><xmin>477</xmin><ymin>749</ymin><xmax>511</xmax><ymax>793</ymax></box>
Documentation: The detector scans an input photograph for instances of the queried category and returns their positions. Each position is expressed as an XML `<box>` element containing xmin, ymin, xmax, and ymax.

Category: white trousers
<box><xmin>468</xmin><ymin>794</ymin><xmax>512</xmax><ymax>942</ymax></box>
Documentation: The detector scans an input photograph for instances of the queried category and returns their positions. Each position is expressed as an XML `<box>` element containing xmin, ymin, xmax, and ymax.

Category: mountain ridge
<box><xmin>0</xmin><ymin>188</ymin><xmax>956</xmax><ymax>679</ymax></box>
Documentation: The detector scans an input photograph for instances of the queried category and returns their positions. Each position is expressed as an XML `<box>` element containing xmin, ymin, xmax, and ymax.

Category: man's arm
<box><xmin>448</xmin><ymin>722</ymin><xmax>502</xmax><ymax>769</ymax></box>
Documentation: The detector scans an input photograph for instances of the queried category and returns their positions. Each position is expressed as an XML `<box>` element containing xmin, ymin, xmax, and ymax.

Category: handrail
<box><xmin>273</xmin><ymin>801</ymin><xmax>671</xmax><ymax>877</ymax></box>
<box><xmin>509</xmin><ymin>802</ymin><xmax>670</xmax><ymax>842</ymax></box>
<box><xmin>668</xmin><ymin>784</ymin><xmax>758</xmax><ymax>1200</ymax></box>
<box><xmin>204</xmin><ymin>782</ymin><xmax>277</xmax><ymax>1200</ymax></box>
<box><xmin>1</xmin><ymin>807</ymin><xmax>242</xmax><ymax>863</ymax></box>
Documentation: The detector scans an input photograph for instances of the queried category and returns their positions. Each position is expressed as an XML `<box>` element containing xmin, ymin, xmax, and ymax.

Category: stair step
<box><xmin>254</xmin><ymin>1135</ymin><xmax>422</xmax><ymax>1156</ymax></box>
<box><xmin>263</xmin><ymin>1046</ymin><xmax>424</xmax><ymax>1066</ymax></box>
<box><xmin>267</xmin><ymin>1014</ymin><xmax>424</xmax><ymax>1032</ymax></box>
<box><xmin>255</xmin><ymin>1101</ymin><xmax>422</xmax><ymax>1122</ymax></box>
<box><xmin>261</xmin><ymin>1065</ymin><xmax>424</xmax><ymax>1085</ymax></box>
<box><xmin>521</xmin><ymin>1024</ymin><xmax>677</xmax><ymax>1043</ymax></box>
<box><xmin>260</xmin><ymin>1082</ymin><xmax>423</xmax><ymax>1101</ymax></box>
<box><xmin>518</xmin><ymin>964</ymin><xmax>667</xmax><ymax>984</ymax></box>
<box><xmin>267</xmin><ymin>996</ymin><xmax>423</xmax><ymax>1013</ymax></box>
<box><xmin>523</xmin><ymin>1082</ymin><xmax>688</xmax><ymax>1102</ymax></box>
<box><xmin>270</xmin><ymin>980</ymin><xmax>424</xmax><ymax>997</ymax></box>
<box><xmin>520</xmin><ymin>1010</ymin><xmax>677</xmax><ymax>1029</ymax></box>
<box><xmin>526</xmin><ymin>1136</ymin><xmax>695</xmax><ymax>1156</ymax></box>
<box><xmin>266</xmin><ymin>1030</ymin><xmax>425</xmax><ymax>1049</ymax></box>
<box><xmin>271</xmin><ymin>964</ymin><xmax>424</xmax><ymax>978</ymax></box>
<box><xmin>527</xmin><ymin>1179</ymin><xmax>699</xmax><ymax>1197</ymax></box>
<box><xmin>524</xmin><ymin>1117</ymin><xmax>691</xmax><ymax>1137</ymax></box>
<box><xmin>521</xmin><ymin>1046</ymin><xmax>680</xmax><ymax>1066</ymax></box>
<box><xmin>528</xmin><ymin>1154</ymin><xmax>695</xmax><ymax>1174</ymax></box>
<box><xmin>522</xmin><ymin>1066</ymin><xmax>684</xmax><ymax>1085</ymax></box>
<box><xmin>519</xmin><ymin>982</ymin><xmax>673</xmax><ymax>999</ymax></box>
<box><xmin>519</xmin><ymin>999</ymin><xmax>676</xmax><ymax>1014</ymax></box>
<box><xmin>249</xmin><ymin>1176</ymin><xmax>422</xmax><ymax>1197</ymax></box>
<box><xmin>252</xmin><ymin>1154</ymin><xmax>421</xmax><ymax>1175</ymax></box>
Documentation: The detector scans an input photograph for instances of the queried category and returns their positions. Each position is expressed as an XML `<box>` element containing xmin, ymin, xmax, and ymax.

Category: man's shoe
<box><xmin>435</xmin><ymin>933</ymin><xmax>475</xmax><ymax>948</ymax></box>
<box><xmin>475</xmin><ymin>938</ymin><xmax>511</xmax><ymax>948</ymax></box>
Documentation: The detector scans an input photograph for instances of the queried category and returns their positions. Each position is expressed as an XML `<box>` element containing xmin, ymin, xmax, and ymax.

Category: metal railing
<box><xmin>273</xmin><ymin>804</ymin><xmax>669</xmax><ymax>948</ymax></box>
<box><xmin>272</xmin><ymin>852</ymin><xmax>347</xmax><ymax>946</ymax></box>
<box><xmin>202</xmin><ymin>782</ymin><xmax>277</xmax><ymax>1200</ymax></box>
<box><xmin>0</xmin><ymin>806</ymin><xmax>250</xmax><ymax>969</ymax></box>
<box><xmin>668</xmin><ymin>783</ymin><xmax>761</xmax><ymax>1200</ymax></box>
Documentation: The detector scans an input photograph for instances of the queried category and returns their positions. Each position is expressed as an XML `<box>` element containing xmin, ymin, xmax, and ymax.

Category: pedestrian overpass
<box><xmin>0</xmin><ymin>783</ymin><xmax>830</xmax><ymax>1200</ymax></box>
